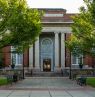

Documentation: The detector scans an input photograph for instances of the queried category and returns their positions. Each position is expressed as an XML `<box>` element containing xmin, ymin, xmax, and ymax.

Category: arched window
<box><xmin>41</xmin><ymin>38</ymin><xmax>52</xmax><ymax>45</ymax></box>
<box><xmin>41</xmin><ymin>38</ymin><xmax>53</xmax><ymax>53</ymax></box>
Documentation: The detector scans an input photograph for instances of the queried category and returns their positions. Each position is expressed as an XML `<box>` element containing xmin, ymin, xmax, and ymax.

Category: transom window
<box><xmin>42</xmin><ymin>39</ymin><xmax>52</xmax><ymax>45</ymax></box>
<box><xmin>41</xmin><ymin>38</ymin><xmax>53</xmax><ymax>53</ymax></box>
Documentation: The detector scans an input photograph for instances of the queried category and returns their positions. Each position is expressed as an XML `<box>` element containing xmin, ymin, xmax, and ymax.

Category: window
<box><xmin>72</xmin><ymin>55</ymin><xmax>83</xmax><ymax>65</ymax></box>
<box><xmin>11</xmin><ymin>47</ymin><xmax>23</xmax><ymax>66</ymax></box>
<box><xmin>72</xmin><ymin>56</ymin><xmax>79</xmax><ymax>65</ymax></box>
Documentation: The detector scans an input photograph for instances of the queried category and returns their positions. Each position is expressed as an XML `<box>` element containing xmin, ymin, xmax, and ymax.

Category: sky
<box><xmin>27</xmin><ymin>0</ymin><xmax>85</xmax><ymax>13</ymax></box>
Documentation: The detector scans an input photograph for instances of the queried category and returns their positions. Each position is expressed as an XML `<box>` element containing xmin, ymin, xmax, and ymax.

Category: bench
<box><xmin>76</xmin><ymin>76</ymin><xmax>87</xmax><ymax>86</ymax></box>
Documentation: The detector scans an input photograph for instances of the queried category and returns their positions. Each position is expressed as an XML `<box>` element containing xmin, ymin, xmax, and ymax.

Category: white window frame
<box><xmin>11</xmin><ymin>46</ymin><xmax>23</xmax><ymax>66</ymax></box>
<box><xmin>71</xmin><ymin>55</ymin><xmax>83</xmax><ymax>65</ymax></box>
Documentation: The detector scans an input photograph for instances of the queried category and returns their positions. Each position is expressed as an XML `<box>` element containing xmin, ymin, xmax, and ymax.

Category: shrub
<box><xmin>0</xmin><ymin>77</ymin><xmax>7</xmax><ymax>85</ymax></box>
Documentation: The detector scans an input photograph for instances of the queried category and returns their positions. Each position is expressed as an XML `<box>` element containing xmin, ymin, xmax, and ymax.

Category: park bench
<box><xmin>76</xmin><ymin>75</ymin><xmax>87</xmax><ymax>86</ymax></box>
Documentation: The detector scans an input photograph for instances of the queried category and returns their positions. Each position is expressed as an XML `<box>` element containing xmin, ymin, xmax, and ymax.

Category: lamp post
<box><xmin>69</xmin><ymin>64</ymin><xmax>72</xmax><ymax>79</ymax></box>
<box><xmin>22</xmin><ymin>53</ymin><xmax>24</xmax><ymax>79</ymax></box>
<box><xmin>68</xmin><ymin>52</ymin><xmax>72</xmax><ymax>79</ymax></box>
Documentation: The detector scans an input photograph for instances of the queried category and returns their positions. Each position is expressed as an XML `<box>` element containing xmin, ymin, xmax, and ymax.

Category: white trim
<box><xmin>35</xmin><ymin>37</ymin><xmax>40</xmax><ymax>68</ymax></box>
<box><xmin>42</xmin><ymin>27</ymin><xmax>72</xmax><ymax>33</ymax></box>
<box><xmin>54</xmin><ymin>32</ymin><xmax>59</xmax><ymax>69</ymax></box>
<box><xmin>44</xmin><ymin>14</ymin><xmax>63</xmax><ymax>17</ymax></box>
<box><xmin>61</xmin><ymin>33</ymin><xmax>65</xmax><ymax>68</ymax></box>
<box><xmin>29</xmin><ymin>46</ymin><xmax>33</xmax><ymax>68</ymax></box>
<box><xmin>11</xmin><ymin>46</ymin><xmax>23</xmax><ymax>66</ymax></box>
<box><xmin>42</xmin><ymin>22</ymin><xmax>73</xmax><ymax>24</ymax></box>
<box><xmin>71</xmin><ymin>55</ymin><xmax>79</xmax><ymax>65</ymax></box>
<box><xmin>71</xmin><ymin>55</ymin><xmax>83</xmax><ymax>66</ymax></box>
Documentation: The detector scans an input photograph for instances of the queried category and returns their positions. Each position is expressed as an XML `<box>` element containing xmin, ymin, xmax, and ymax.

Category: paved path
<box><xmin>0</xmin><ymin>89</ymin><xmax>95</xmax><ymax>97</ymax></box>
<box><xmin>9</xmin><ymin>77</ymin><xmax>83</xmax><ymax>90</ymax></box>
<box><xmin>0</xmin><ymin>77</ymin><xmax>95</xmax><ymax>97</ymax></box>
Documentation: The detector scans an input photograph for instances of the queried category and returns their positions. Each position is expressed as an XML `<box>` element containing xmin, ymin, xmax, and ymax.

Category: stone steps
<box><xmin>25</xmin><ymin>69</ymin><xmax>63</xmax><ymax>77</ymax></box>
<box><xmin>32</xmin><ymin>72</ymin><xmax>63</xmax><ymax>77</ymax></box>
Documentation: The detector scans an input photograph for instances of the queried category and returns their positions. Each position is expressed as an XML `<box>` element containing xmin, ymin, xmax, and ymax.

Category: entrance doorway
<box><xmin>43</xmin><ymin>59</ymin><xmax>51</xmax><ymax>71</ymax></box>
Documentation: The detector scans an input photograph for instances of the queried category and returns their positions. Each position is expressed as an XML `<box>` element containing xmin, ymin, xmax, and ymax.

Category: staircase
<box><xmin>25</xmin><ymin>69</ymin><xmax>63</xmax><ymax>77</ymax></box>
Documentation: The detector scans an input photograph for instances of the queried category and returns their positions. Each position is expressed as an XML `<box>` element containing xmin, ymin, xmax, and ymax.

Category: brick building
<box><xmin>2</xmin><ymin>8</ymin><xmax>94</xmax><ymax>71</ymax></box>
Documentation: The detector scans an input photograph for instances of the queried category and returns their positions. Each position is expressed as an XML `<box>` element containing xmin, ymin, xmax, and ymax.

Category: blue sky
<box><xmin>27</xmin><ymin>0</ymin><xmax>85</xmax><ymax>13</ymax></box>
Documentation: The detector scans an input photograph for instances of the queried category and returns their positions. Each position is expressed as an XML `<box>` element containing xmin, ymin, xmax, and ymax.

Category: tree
<box><xmin>66</xmin><ymin>0</ymin><xmax>95</xmax><ymax>58</ymax></box>
<box><xmin>0</xmin><ymin>0</ymin><xmax>42</xmax><ymax>51</ymax></box>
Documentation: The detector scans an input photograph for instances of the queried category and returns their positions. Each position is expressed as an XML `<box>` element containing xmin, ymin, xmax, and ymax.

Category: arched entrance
<box><xmin>40</xmin><ymin>38</ymin><xmax>54</xmax><ymax>71</ymax></box>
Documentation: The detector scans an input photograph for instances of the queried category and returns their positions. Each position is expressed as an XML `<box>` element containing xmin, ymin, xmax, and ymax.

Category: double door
<box><xmin>43</xmin><ymin>59</ymin><xmax>51</xmax><ymax>71</ymax></box>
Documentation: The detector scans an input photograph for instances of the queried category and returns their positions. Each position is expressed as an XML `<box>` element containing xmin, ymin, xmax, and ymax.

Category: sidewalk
<box><xmin>0</xmin><ymin>89</ymin><xmax>95</xmax><ymax>97</ymax></box>
<box><xmin>0</xmin><ymin>77</ymin><xmax>95</xmax><ymax>97</ymax></box>
<box><xmin>8</xmin><ymin>77</ymin><xmax>85</xmax><ymax>89</ymax></box>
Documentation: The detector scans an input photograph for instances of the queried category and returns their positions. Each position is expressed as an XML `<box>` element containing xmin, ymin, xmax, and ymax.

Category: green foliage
<box><xmin>0</xmin><ymin>0</ymin><xmax>42</xmax><ymax>51</ymax></box>
<box><xmin>66</xmin><ymin>0</ymin><xmax>95</xmax><ymax>57</ymax></box>
<box><xmin>0</xmin><ymin>77</ymin><xmax>7</xmax><ymax>85</ymax></box>
<box><xmin>87</xmin><ymin>77</ymin><xmax>95</xmax><ymax>87</ymax></box>
<box><xmin>65</xmin><ymin>35</ymin><xmax>84</xmax><ymax>56</ymax></box>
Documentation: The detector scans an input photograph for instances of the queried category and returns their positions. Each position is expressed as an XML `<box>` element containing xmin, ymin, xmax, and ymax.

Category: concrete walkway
<box><xmin>10</xmin><ymin>77</ymin><xmax>83</xmax><ymax>90</ymax></box>
<box><xmin>0</xmin><ymin>77</ymin><xmax>95</xmax><ymax>97</ymax></box>
<box><xmin>0</xmin><ymin>90</ymin><xmax>95</xmax><ymax>97</ymax></box>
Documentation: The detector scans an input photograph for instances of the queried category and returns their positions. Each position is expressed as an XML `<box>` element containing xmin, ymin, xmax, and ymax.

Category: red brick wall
<box><xmin>64</xmin><ymin>14</ymin><xmax>75</xmax><ymax>22</ymax></box>
<box><xmin>2</xmin><ymin>46</ymin><xmax>29</xmax><ymax>67</ymax></box>
<box><xmin>23</xmin><ymin>49</ymin><xmax>29</xmax><ymax>67</ymax></box>
<box><xmin>65</xmin><ymin>33</ymin><xmax>94</xmax><ymax>67</ymax></box>
<box><xmin>65</xmin><ymin>33</ymin><xmax>71</xmax><ymax>67</ymax></box>
<box><xmin>83</xmin><ymin>55</ymin><xmax>93</xmax><ymax>67</ymax></box>
<box><xmin>2</xmin><ymin>46</ymin><xmax>11</xmax><ymax>67</ymax></box>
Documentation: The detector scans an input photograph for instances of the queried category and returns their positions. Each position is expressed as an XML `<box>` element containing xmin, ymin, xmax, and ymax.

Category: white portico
<box><xmin>28</xmin><ymin>8</ymin><xmax>73</xmax><ymax>72</ymax></box>
<box><xmin>29</xmin><ymin>26</ymin><xmax>72</xmax><ymax>72</ymax></box>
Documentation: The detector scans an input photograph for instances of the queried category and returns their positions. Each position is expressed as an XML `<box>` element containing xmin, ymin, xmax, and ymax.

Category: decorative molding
<box><xmin>44</xmin><ymin>13</ymin><xmax>63</xmax><ymax>17</ymax></box>
<box><xmin>42</xmin><ymin>27</ymin><xmax>72</xmax><ymax>33</ymax></box>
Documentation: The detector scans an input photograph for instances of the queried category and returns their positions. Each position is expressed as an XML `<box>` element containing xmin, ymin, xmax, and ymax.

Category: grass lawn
<box><xmin>86</xmin><ymin>77</ymin><xmax>95</xmax><ymax>87</ymax></box>
<box><xmin>0</xmin><ymin>77</ymin><xmax>7</xmax><ymax>86</ymax></box>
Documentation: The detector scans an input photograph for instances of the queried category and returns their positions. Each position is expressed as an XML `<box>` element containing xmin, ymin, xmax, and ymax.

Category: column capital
<box><xmin>60</xmin><ymin>32</ymin><xmax>66</xmax><ymax>34</ymax></box>
<box><xmin>54</xmin><ymin>31</ymin><xmax>60</xmax><ymax>34</ymax></box>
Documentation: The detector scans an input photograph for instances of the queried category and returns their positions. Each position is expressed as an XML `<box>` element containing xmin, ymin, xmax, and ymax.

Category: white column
<box><xmin>29</xmin><ymin>46</ymin><xmax>33</xmax><ymax>69</ymax></box>
<box><xmin>35</xmin><ymin>37</ymin><xmax>40</xmax><ymax>69</ymax></box>
<box><xmin>61</xmin><ymin>33</ymin><xmax>65</xmax><ymax>68</ymax></box>
<box><xmin>55</xmin><ymin>32</ymin><xmax>59</xmax><ymax>69</ymax></box>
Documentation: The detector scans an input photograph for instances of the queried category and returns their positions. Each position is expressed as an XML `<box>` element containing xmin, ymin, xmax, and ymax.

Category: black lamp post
<box><xmin>22</xmin><ymin>53</ymin><xmax>24</xmax><ymax>79</ymax></box>
<box><xmin>69</xmin><ymin>52</ymin><xmax>72</xmax><ymax>79</ymax></box>
<box><xmin>69</xmin><ymin>64</ymin><xmax>72</xmax><ymax>79</ymax></box>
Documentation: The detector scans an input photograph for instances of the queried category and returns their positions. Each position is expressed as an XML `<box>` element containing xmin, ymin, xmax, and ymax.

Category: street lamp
<box><xmin>22</xmin><ymin>53</ymin><xmax>24</xmax><ymax>79</ymax></box>
<box><xmin>67</xmin><ymin>53</ymin><xmax>72</xmax><ymax>79</ymax></box>
<box><xmin>69</xmin><ymin>63</ymin><xmax>72</xmax><ymax>79</ymax></box>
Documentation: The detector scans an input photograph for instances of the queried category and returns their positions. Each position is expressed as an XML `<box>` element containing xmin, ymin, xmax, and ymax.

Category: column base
<box><xmin>54</xmin><ymin>66</ymin><xmax>61</xmax><ymax>72</ymax></box>
<box><xmin>32</xmin><ymin>67</ymin><xmax>40</xmax><ymax>72</ymax></box>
